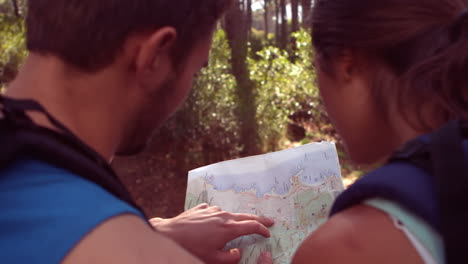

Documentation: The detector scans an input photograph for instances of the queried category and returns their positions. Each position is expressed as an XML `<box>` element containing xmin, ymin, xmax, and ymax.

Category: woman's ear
<box><xmin>335</xmin><ymin>49</ymin><xmax>356</xmax><ymax>84</ymax></box>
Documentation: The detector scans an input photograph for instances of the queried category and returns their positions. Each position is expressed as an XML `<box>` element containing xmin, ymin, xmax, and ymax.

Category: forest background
<box><xmin>0</xmin><ymin>0</ymin><xmax>362</xmax><ymax>218</ymax></box>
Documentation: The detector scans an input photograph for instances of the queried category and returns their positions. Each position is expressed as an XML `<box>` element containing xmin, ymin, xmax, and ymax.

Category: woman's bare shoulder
<box><xmin>292</xmin><ymin>205</ymin><xmax>423</xmax><ymax>264</ymax></box>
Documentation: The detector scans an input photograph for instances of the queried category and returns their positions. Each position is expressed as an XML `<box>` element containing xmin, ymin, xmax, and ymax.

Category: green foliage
<box><xmin>159</xmin><ymin>29</ymin><xmax>326</xmax><ymax>165</ymax></box>
<box><xmin>153</xmin><ymin>29</ymin><xmax>323</xmax><ymax>166</ymax></box>
<box><xmin>150</xmin><ymin>29</ymin><xmax>242</xmax><ymax>169</ymax></box>
<box><xmin>249</xmin><ymin>29</ymin><xmax>320</xmax><ymax>150</ymax></box>
<box><xmin>191</xmin><ymin>29</ymin><xmax>238</xmax><ymax>140</ymax></box>
<box><xmin>182</xmin><ymin>29</ymin><xmax>242</xmax><ymax>160</ymax></box>
<box><xmin>0</xmin><ymin>10</ymin><xmax>27</xmax><ymax>90</ymax></box>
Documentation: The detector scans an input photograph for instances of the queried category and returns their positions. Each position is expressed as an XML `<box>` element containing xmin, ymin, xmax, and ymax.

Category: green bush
<box><xmin>149</xmin><ymin>29</ymin><xmax>242</xmax><ymax>170</ymax></box>
<box><xmin>0</xmin><ymin>12</ymin><xmax>26</xmax><ymax>90</ymax></box>
<box><xmin>249</xmin><ymin>29</ymin><xmax>321</xmax><ymax>151</ymax></box>
<box><xmin>151</xmin><ymin>29</ymin><xmax>325</xmax><ymax>166</ymax></box>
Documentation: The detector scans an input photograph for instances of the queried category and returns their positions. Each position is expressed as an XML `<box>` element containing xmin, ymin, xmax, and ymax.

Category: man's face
<box><xmin>116</xmin><ymin>33</ymin><xmax>213</xmax><ymax>156</ymax></box>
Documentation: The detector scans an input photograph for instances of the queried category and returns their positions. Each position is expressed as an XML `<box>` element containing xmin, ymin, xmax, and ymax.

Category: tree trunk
<box><xmin>279</xmin><ymin>0</ymin><xmax>288</xmax><ymax>50</ymax></box>
<box><xmin>11</xmin><ymin>0</ymin><xmax>20</xmax><ymax>17</ymax></box>
<box><xmin>291</xmin><ymin>0</ymin><xmax>299</xmax><ymax>33</ymax></box>
<box><xmin>247</xmin><ymin>0</ymin><xmax>252</xmax><ymax>41</ymax></box>
<box><xmin>264</xmin><ymin>0</ymin><xmax>269</xmax><ymax>37</ymax></box>
<box><xmin>275</xmin><ymin>0</ymin><xmax>280</xmax><ymax>46</ymax></box>
<box><xmin>301</xmin><ymin>0</ymin><xmax>312</xmax><ymax>27</ymax></box>
<box><xmin>225</xmin><ymin>2</ymin><xmax>261</xmax><ymax>156</ymax></box>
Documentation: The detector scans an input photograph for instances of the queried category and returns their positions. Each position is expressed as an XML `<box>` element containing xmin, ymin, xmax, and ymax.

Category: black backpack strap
<box><xmin>389</xmin><ymin>135</ymin><xmax>431</xmax><ymax>172</ymax></box>
<box><xmin>430</xmin><ymin>120</ymin><xmax>468</xmax><ymax>263</ymax></box>
<box><xmin>330</xmin><ymin>159</ymin><xmax>440</xmax><ymax>228</ymax></box>
<box><xmin>1</xmin><ymin>96</ymin><xmax>91</xmax><ymax>148</ymax></box>
<box><xmin>0</xmin><ymin>96</ymin><xmax>146</xmax><ymax>218</ymax></box>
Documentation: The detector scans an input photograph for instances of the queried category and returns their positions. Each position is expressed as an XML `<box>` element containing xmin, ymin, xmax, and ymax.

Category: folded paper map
<box><xmin>185</xmin><ymin>142</ymin><xmax>344</xmax><ymax>264</ymax></box>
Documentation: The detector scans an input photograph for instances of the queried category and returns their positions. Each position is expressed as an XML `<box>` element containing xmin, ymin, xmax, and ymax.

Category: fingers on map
<box><xmin>185</xmin><ymin>142</ymin><xmax>344</xmax><ymax>264</ymax></box>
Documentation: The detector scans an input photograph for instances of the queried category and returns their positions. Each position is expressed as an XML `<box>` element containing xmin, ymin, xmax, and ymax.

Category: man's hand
<box><xmin>150</xmin><ymin>203</ymin><xmax>274</xmax><ymax>264</ymax></box>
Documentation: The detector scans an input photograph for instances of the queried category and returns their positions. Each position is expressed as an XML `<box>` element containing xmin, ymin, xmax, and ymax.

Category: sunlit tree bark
<box><xmin>225</xmin><ymin>1</ymin><xmax>261</xmax><ymax>156</ymax></box>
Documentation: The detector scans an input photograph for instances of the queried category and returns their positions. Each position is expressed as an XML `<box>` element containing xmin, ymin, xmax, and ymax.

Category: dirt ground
<box><xmin>113</xmin><ymin>154</ymin><xmax>188</xmax><ymax>218</ymax></box>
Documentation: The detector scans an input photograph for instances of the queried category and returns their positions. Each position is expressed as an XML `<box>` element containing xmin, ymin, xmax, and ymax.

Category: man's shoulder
<box><xmin>0</xmin><ymin>158</ymin><xmax>145</xmax><ymax>263</ymax></box>
<box><xmin>63</xmin><ymin>214</ymin><xmax>203</xmax><ymax>264</ymax></box>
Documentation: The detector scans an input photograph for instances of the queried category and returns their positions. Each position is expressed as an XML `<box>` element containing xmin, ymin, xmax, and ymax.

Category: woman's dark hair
<box><xmin>311</xmin><ymin>0</ymin><xmax>468</xmax><ymax>129</ymax></box>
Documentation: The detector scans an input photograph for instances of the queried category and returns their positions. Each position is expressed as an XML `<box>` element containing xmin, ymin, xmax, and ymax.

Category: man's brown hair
<box><xmin>26</xmin><ymin>0</ymin><xmax>232</xmax><ymax>72</ymax></box>
<box><xmin>311</xmin><ymin>0</ymin><xmax>468</xmax><ymax>129</ymax></box>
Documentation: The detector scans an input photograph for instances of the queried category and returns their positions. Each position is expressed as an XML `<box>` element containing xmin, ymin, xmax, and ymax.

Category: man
<box><xmin>0</xmin><ymin>0</ymin><xmax>274</xmax><ymax>263</ymax></box>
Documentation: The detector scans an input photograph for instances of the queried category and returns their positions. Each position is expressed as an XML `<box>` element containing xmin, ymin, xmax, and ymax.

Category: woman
<box><xmin>292</xmin><ymin>0</ymin><xmax>468</xmax><ymax>263</ymax></box>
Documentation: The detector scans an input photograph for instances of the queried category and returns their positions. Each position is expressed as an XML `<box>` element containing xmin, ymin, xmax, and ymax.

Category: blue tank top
<box><xmin>0</xmin><ymin>158</ymin><xmax>145</xmax><ymax>264</ymax></box>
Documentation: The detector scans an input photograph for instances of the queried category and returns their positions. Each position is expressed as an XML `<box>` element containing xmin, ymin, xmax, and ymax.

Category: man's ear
<box><xmin>135</xmin><ymin>27</ymin><xmax>177</xmax><ymax>87</ymax></box>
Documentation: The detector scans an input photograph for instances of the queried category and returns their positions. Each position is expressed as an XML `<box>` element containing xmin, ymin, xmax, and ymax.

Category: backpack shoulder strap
<box><xmin>0</xmin><ymin>96</ymin><xmax>146</xmax><ymax>218</ymax></box>
<box><xmin>430</xmin><ymin>120</ymin><xmax>468</xmax><ymax>263</ymax></box>
<box><xmin>330</xmin><ymin>161</ymin><xmax>440</xmax><ymax>230</ymax></box>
